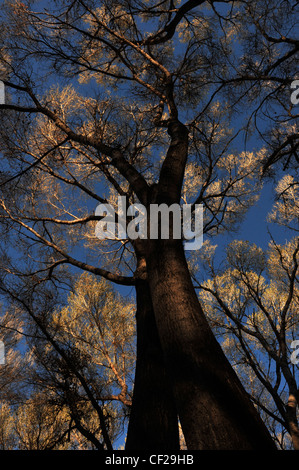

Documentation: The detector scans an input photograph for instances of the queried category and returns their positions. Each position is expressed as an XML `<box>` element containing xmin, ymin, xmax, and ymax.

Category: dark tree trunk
<box><xmin>146</xmin><ymin>238</ymin><xmax>277</xmax><ymax>450</ymax></box>
<box><xmin>285</xmin><ymin>390</ymin><xmax>299</xmax><ymax>450</ymax></box>
<box><xmin>126</xmin><ymin>119</ymin><xmax>276</xmax><ymax>450</ymax></box>
<box><xmin>125</xmin><ymin>275</ymin><xmax>180</xmax><ymax>450</ymax></box>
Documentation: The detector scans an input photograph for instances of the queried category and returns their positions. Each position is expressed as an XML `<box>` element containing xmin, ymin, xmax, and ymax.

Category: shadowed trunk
<box><xmin>146</xmin><ymin>238</ymin><xmax>277</xmax><ymax>450</ymax></box>
<box><xmin>286</xmin><ymin>393</ymin><xmax>299</xmax><ymax>450</ymax></box>
<box><xmin>127</xmin><ymin>119</ymin><xmax>275</xmax><ymax>450</ymax></box>
<box><xmin>125</xmin><ymin>275</ymin><xmax>180</xmax><ymax>450</ymax></box>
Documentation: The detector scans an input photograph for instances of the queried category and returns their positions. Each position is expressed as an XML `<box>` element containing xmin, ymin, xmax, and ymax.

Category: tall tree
<box><xmin>0</xmin><ymin>0</ymin><xmax>296</xmax><ymax>449</ymax></box>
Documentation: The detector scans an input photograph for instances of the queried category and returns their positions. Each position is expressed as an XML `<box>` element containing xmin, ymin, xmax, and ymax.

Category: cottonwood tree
<box><xmin>0</xmin><ymin>272</ymin><xmax>136</xmax><ymax>449</ymax></box>
<box><xmin>0</xmin><ymin>0</ymin><xmax>297</xmax><ymax>449</ymax></box>
<box><xmin>29</xmin><ymin>272</ymin><xmax>135</xmax><ymax>449</ymax></box>
<box><xmin>197</xmin><ymin>169</ymin><xmax>299</xmax><ymax>449</ymax></box>
<box><xmin>198</xmin><ymin>238</ymin><xmax>299</xmax><ymax>449</ymax></box>
<box><xmin>12</xmin><ymin>394</ymin><xmax>77</xmax><ymax>450</ymax></box>
<box><xmin>0</xmin><ymin>395</ymin><xmax>106</xmax><ymax>450</ymax></box>
<box><xmin>0</xmin><ymin>303</ymin><xmax>32</xmax><ymax>449</ymax></box>
<box><xmin>0</xmin><ymin>305</ymin><xmax>26</xmax><ymax>402</ymax></box>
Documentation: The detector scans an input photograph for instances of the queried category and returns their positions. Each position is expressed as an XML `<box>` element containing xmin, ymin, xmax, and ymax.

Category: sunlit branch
<box><xmin>0</xmin><ymin>83</ymin><xmax>149</xmax><ymax>205</ymax></box>
<box><xmin>0</xmin><ymin>201</ymin><xmax>135</xmax><ymax>286</ymax></box>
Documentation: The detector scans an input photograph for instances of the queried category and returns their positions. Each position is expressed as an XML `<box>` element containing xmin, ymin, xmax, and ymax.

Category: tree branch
<box><xmin>0</xmin><ymin>83</ymin><xmax>149</xmax><ymax>205</ymax></box>
<box><xmin>139</xmin><ymin>0</ymin><xmax>210</xmax><ymax>45</ymax></box>
<box><xmin>0</xmin><ymin>201</ymin><xmax>135</xmax><ymax>286</ymax></box>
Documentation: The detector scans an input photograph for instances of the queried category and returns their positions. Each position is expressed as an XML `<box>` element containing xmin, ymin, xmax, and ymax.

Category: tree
<box><xmin>0</xmin><ymin>303</ymin><xmax>28</xmax><ymax>450</ymax></box>
<box><xmin>196</xmin><ymin>166</ymin><xmax>299</xmax><ymax>449</ymax></box>
<box><xmin>198</xmin><ymin>237</ymin><xmax>299</xmax><ymax>449</ymax></box>
<box><xmin>0</xmin><ymin>272</ymin><xmax>136</xmax><ymax>449</ymax></box>
<box><xmin>0</xmin><ymin>0</ymin><xmax>297</xmax><ymax>449</ymax></box>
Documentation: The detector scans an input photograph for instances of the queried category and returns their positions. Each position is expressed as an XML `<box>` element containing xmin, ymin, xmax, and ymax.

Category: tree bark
<box><xmin>125</xmin><ymin>275</ymin><xmax>180</xmax><ymax>450</ymax></box>
<box><xmin>286</xmin><ymin>394</ymin><xmax>299</xmax><ymax>450</ymax></box>
<box><xmin>146</xmin><ymin>238</ymin><xmax>277</xmax><ymax>450</ymax></box>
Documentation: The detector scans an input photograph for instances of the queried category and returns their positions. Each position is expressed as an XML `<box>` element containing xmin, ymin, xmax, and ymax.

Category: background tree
<box><xmin>0</xmin><ymin>0</ymin><xmax>297</xmax><ymax>449</ymax></box>
<box><xmin>0</xmin><ymin>272</ymin><xmax>136</xmax><ymax>449</ymax></box>
<box><xmin>196</xmin><ymin>171</ymin><xmax>299</xmax><ymax>449</ymax></box>
<box><xmin>0</xmin><ymin>303</ymin><xmax>28</xmax><ymax>450</ymax></box>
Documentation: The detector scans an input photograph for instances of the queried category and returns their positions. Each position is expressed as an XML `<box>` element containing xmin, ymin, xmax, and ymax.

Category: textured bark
<box><xmin>125</xmin><ymin>277</ymin><xmax>180</xmax><ymax>450</ymax></box>
<box><xmin>286</xmin><ymin>394</ymin><xmax>299</xmax><ymax>450</ymax></box>
<box><xmin>146</xmin><ymin>239</ymin><xmax>276</xmax><ymax>450</ymax></box>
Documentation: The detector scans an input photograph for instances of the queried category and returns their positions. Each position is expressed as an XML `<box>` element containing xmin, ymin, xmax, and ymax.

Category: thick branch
<box><xmin>263</xmin><ymin>133</ymin><xmax>299</xmax><ymax>172</ymax></box>
<box><xmin>140</xmin><ymin>0</ymin><xmax>209</xmax><ymax>45</ymax></box>
<box><xmin>157</xmin><ymin>120</ymin><xmax>189</xmax><ymax>204</ymax></box>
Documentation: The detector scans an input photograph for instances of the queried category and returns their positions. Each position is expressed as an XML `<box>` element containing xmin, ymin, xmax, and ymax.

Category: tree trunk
<box><xmin>286</xmin><ymin>394</ymin><xmax>299</xmax><ymax>450</ymax></box>
<box><xmin>125</xmin><ymin>276</ymin><xmax>180</xmax><ymax>450</ymax></box>
<box><xmin>146</xmin><ymin>238</ymin><xmax>277</xmax><ymax>450</ymax></box>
